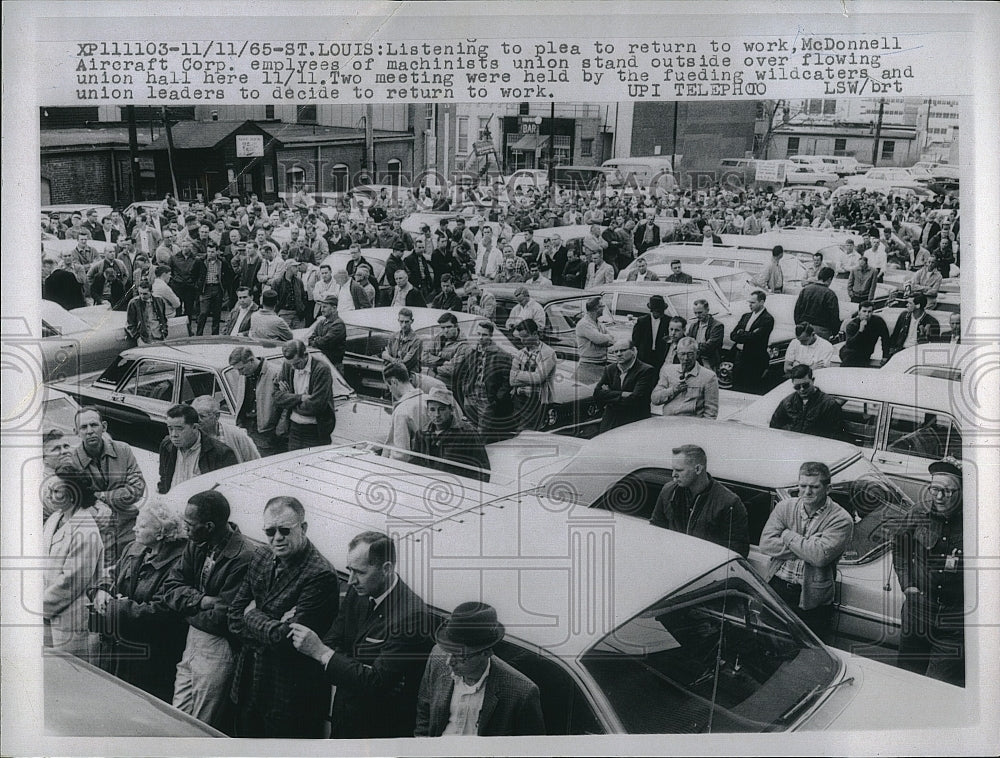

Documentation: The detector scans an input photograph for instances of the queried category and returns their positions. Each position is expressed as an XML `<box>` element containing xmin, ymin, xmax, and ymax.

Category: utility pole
<box><xmin>547</xmin><ymin>101</ymin><xmax>556</xmax><ymax>199</ymax></box>
<box><xmin>871</xmin><ymin>99</ymin><xmax>885</xmax><ymax>167</ymax></box>
<box><xmin>126</xmin><ymin>105</ymin><xmax>140</xmax><ymax>202</ymax></box>
<box><xmin>162</xmin><ymin>107</ymin><xmax>180</xmax><ymax>199</ymax></box>
<box><xmin>671</xmin><ymin>101</ymin><xmax>679</xmax><ymax>170</ymax></box>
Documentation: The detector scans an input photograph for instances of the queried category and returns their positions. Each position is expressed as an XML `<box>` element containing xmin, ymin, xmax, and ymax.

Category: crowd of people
<box><xmin>41</xmin><ymin>178</ymin><xmax>966</xmax><ymax>729</ymax></box>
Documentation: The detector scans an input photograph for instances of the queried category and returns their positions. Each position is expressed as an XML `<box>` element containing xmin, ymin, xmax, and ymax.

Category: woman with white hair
<box><xmin>89</xmin><ymin>501</ymin><xmax>189</xmax><ymax>702</ymax></box>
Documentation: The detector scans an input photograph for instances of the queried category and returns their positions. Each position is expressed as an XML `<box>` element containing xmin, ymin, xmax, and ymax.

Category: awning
<box><xmin>511</xmin><ymin>134</ymin><xmax>550</xmax><ymax>152</ymax></box>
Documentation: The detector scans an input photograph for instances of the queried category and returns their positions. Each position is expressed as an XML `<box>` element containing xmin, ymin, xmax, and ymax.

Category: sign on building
<box><xmin>236</xmin><ymin>135</ymin><xmax>265</xmax><ymax>158</ymax></box>
<box><xmin>473</xmin><ymin>140</ymin><xmax>493</xmax><ymax>156</ymax></box>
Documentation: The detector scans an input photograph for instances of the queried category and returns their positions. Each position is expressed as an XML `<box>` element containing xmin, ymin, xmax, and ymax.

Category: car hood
<box><xmin>799</xmin><ymin>652</ymin><xmax>972</xmax><ymax>731</ymax></box>
<box><xmin>68</xmin><ymin>304</ymin><xmax>128</xmax><ymax>331</ymax></box>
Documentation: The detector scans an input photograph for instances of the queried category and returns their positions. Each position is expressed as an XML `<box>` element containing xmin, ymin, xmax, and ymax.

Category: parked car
<box><xmin>778</xmin><ymin>185</ymin><xmax>834</xmax><ymax>206</ymax></box>
<box><xmin>725</xmin><ymin>368</ymin><xmax>963</xmax><ymax>502</ymax></box>
<box><xmin>44</xmin><ymin>650</ymin><xmax>224</xmax><ymax>737</ymax></box>
<box><xmin>809</xmin><ymin>155</ymin><xmax>872</xmax><ymax>176</ymax></box>
<box><xmin>339</xmin><ymin>307</ymin><xmax>602</xmax><ymax>434</ymax></box>
<box><xmin>41</xmin><ymin>204</ymin><xmax>114</xmax><ymax>227</ymax></box>
<box><xmin>619</xmin><ymin>243</ymin><xmax>895</xmax><ymax>309</ymax></box>
<box><xmin>492</xmin><ymin>416</ymin><xmax>919</xmax><ymax>651</ymax></box>
<box><xmin>162</xmin><ymin>444</ymin><xmax>968</xmax><ymax>735</ymax></box>
<box><xmin>47</xmin><ymin>337</ymin><xmax>391</xmax><ymax>454</ymax></box>
<box><xmin>40</xmin><ymin>300</ymin><xmax>189</xmax><ymax>383</ymax></box>
<box><xmin>780</xmin><ymin>161</ymin><xmax>840</xmax><ymax>186</ymax></box>
<box><xmin>597</xmin><ymin>279</ymin><xmax>797</xmax><ymax>390</ymax></box>
<box><xmin>317</xmin><ymin>247</ymin><xmax>394</xmax><ymax>283</ymax></box>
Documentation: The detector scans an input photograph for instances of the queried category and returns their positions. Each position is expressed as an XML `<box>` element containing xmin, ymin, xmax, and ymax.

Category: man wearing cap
<box><xmin>412</xmin><ymin>387</ymin><xmax>491</xmax><ymax>481</ymax></box>
<box><xmin>308</xmin><ymin>292</ymin><xmax>346</xmax><ymax>374</ymax></box>
<box><xmin>892</xmin><ymin>458</ymin><xmax>965</xmax><ymax>687</ymax></box>
<box><xmin>415</xmin><ymin>602</ymin><xmax>544</xmax><ymax>736</ymax></box>
<box><xmin>289</xmin><ymin>532</ymin><xmax>432</xmax><ymax>738</ymax></box>
<box><xmin>632</xmin><ymin>295</ymin><xmax>671</xmax><ymax>371</ymax></box>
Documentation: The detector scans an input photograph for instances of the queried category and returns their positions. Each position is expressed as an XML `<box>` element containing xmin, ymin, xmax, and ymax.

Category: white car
<box><xmin>779</xmin><ymin>161</ymin><xmax>840</xmax><ymax>186</ymax></box>
<box><xmin>880</xmin><ymin>343</ymin><xmax>973</xmax><ymax>382</ymax></box>
<box><xmin>163</xmin><ymin>444</ymin><xmax>970</xmax><ymax>735</ymax></box>
<box><xmin>726</xmin><ymin>368</ymin><xmax>964</xmax><ymax>502</ymax></box>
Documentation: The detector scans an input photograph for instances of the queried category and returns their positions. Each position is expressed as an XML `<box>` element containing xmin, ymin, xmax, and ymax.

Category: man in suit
<box><xmin>157</xmin><ymin>404</ymin><xmax>238</xmax><ymax>494</ymax></box>
<box><xmin>633</xmin><ymin>216</ymin><xmax>661</xmax><ymax>255</ymax></box>
<box><xmin>631</xmin><ymin>295</ymin><xmax>671</xmax><ymax>371</ymax></box>
<box><xmin>273</xmin><ymin>339</ymin><xmax>337</xmax><ymax>451</ymax></box>
<box><xmin>224</xmin><ymin>287</ymin><xmax>259</xmax><ymax>336</ymax></box>
<box><xmin>452</xmin><ymin>319</ymin><xmax>514</xmax><ymax>443</ymax></box>
<box><xmin>289</xmin><ymin>532</ymin><xmax>432</xmax><ymax>739</ymax></box>
<box><xmin>228</xmin><ymin>496</ymin><xmax>340</xmax><ymax>738</ymax></box>
<box><xmin>888</xmin><ymin>293</ymin><xmax>942</xmax><ymax>356</ymax></box>
<box><xmin>594</xmin><ymin>337</ymin><xmax>657</xmax><ymax>433</ymax></box>
<box><xmin>729</xmin><ymin>289</ymin><xmax>775</xmax><ymax>392</ymax></box>
<box><xmin>687</xmin><ymin>298</ymin><xmax>725</xmax><ymax>373</ymax></box>
<box><xmin>415</xmin><ymin>602</ymin><xmax>545</xmax><ymax>737</ymax></box>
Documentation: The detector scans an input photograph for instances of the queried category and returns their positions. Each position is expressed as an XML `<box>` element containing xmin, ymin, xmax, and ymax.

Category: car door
<box><xmin>341</xmin><ymin>326</ymin><xmax>384</xmax><ymax>398</ymax></box>
<box><xmin>879</xmin><ymin>404</ymin><xmax>962</xmax><ymax>501</ymax></box>
<box><xmin>104</xmin><ymin>358</ymin><xmax>180</xmax><ymax>449</ymax></box>
<box><xmin>829</xmin><ymin>396</ymin><xmax>884</xmax><ymax>463</ymax></box>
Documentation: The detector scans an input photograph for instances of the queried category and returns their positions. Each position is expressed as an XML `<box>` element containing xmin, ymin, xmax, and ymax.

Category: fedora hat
<box><xmin>647</xmin><ymin>295</ymin><xmax>667</xmax><ymax>311</ymax></box>
<box><xmin>434</xmin><ymin>602</ymin><xmax>505</xmax><ymax>654</ymax></box>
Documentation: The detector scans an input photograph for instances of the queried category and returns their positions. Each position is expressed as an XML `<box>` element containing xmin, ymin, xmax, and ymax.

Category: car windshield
<box><xmin>581</xmin><ymin>559</ymin><xmax>839</xmax><ymax>733</ymax></box>
<box><xmin>545</xmin><ymin>298</ymin><xmax>593</xmax><ymax>334</ymax></box>
<box><xmin>666</xmin><ymin>289</ymin><xmax>730</xmax><ymax>317</ymax></box>
<box><xmin>40</xmin><ymin>301</ymin><xmax>92</xmax><ymax>337</ymax></box>
<box><xmin>709</xmin><ymin>272</ymin><xmax>754</xmax><ymax>303</ymax></box>
<box><xmin>42</xmin><ymin>395</ymin><xmax>79</xmax><ymax>434</ymax></box>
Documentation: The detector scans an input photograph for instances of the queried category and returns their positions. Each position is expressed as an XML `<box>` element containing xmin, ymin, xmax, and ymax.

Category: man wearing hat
<box><xmin>414</xmin><ymin>602</ymin><xmax>545</xmax><ymax>736</ymax></box>
<box><xmin>412</xmin><ymin>386</ymin><xmax>491</xmax><ymax>481</ymax></box>
<box><xmin>892</xmin><ymin>458</ymin><xmax>965</xmax><ymax>687</ymax></box>
<box><xmin>632</xmin><ymin>295</ymin><xmax>671</xmax><ymax>371</ymax></box>
<box><xmin>307</xmin><ymin>292</ymin><xmax>346</xmax><ymax>374</ymax></box>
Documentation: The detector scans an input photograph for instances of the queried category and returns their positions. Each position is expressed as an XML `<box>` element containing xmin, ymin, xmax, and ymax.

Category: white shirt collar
<box><xmin>372</xmin><ymin>572</ymin><xmax>398</xmax><ymax>609</ymax></box>
<box><xmin>452</xmin><ymin>656</ymin><xmax>492</xmax><ymax>693</ymax></box>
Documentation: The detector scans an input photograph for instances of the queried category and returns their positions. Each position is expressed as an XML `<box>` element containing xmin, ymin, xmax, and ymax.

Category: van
<box><xmin>601</xmin><ymin>157</ymin><xmax>677</xmax><ymax>192</ymax></box>
<box><xmin>164</xmin><ymin>445</ymin><xmax>969</xmax><ymax>735</ymax></box>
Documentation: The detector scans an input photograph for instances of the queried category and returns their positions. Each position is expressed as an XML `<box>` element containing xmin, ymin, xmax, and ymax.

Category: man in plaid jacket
<box><xmin>227</xmin><ymin>496</ymin><xmax>340</xmax><ymax>738</ymax></box>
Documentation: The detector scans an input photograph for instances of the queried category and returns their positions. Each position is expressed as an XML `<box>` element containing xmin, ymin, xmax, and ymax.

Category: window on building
<box><xmin>456</xmin><ymin>116</ymin><xmax>469</xmax><ymax>154</ymax></box>
<box><xmin>479</xmin><ymin>116</ymin><xmax>491</xmax><ymax>139</ymax></box>
<box><xmin>787</xmin><ymin>137</ymin><xmax>800</xmax><ymax>153</ymax></box>
<box><xmin>823</xmin><ymin>100</ymin><xmax>837</xmax><ymax>115</ymax></box>
<box><xmin>580</xmin><ymin>138</ymin><xmax>594</xmax><ymax>157</ymax></box>
<box><xmin>265</xmin><ymin>105</ymin><xmax>275</xmax><ymax>119</ymax></box>
<box><xmin>808</xmin><ymin>100</ymin><xmax>823</xmax><ymax>114</ymax></box>
<box><xmin>880</xmin><ymin>140</ymin><xmax>895</xmax><ymax>160</ymax></box>
<box><xmin>296</xmin><ymin>105</ymin><xmax>318</xmax><ymax>124</ymax></box>
<box><xmin>755</xmin><ymin>102</ymin><xmax>767</xmax><ymax>120</ymax></box>
<box><xmin>519</xmin><ymin>102</ymin><xmax>530</xmax><ymax>116</ymax></box>
<box><xmin>834</xmin><ymin>138</ymin><xmax>847</xmax><ymax>155</ymax></box>
<box><xmin>285</xmin><ymin>165</ymin><xmax>306</xmax><ymax>193</ymax></box>
<box><xmin>425</xmin><ymin>104</ymin><xmax>435</xmax><ymax>129</ymax></box>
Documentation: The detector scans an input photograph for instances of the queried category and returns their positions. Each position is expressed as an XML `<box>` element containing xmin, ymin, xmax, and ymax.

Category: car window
<box><xmin>885</xmin><ymin>406</ymin><xmax>961</xmax><ymax>461</ymax></box>
<box><xmin>493</xmin><ymin>297</ymin><xmax>515</xmax><ymax>329</ymax></box>
<box><xmin>128</xmin><ymin>359</ymin><xmax>176</xmax><ymax>401</ymax></box>
<box><xmin>581</xmin><ymin>560</ymin><xmax>838</xmax><ymax>733</ymax></box>
<box><xmin>719</xmin><ymin>481</ymin><xmax>778</xmax><ymax>545</ymax></box>
<box><xmin>713</xmin><ymin>273</ymin><xmax>753</xmax><ymax>302</ymax></box>
<box><xmin>494</xmin><ymin>639</ymin><xmax>604</xmax><ymax>735</ymax></box>
<box><xmin>667</xmin><ymin>289</ymin><xmax>728</xmax><ymax>317</ymax></box>
<box><xmin>344</xmin><ymin>325</ymin><xmax>372</xmax><ymax>356</ymax></box>
<box><xmin>832</xmin><ymin>397</ymin><xmax>883</xmax><ymax>449</ymax></box>
<box><xmin>906</xmin><ymin>365</ymin><xmax>962</xmax><ymax>382</ymax></box>
<box><xmin>42</xmin><ymin>396</ymin><xmax>80</xmax><ymax>435</ymax></box>
<box><xmin>179</xmin><ymin>367</ymin><xmax>232</xmax><ymax>414</ymax></box>
<box><xmin>95</xmin><ymin>356</ymin><xmax>136</xmax><ymax>387</ymax></box>
<box><xmin>605</xmin><ymin>293</ymin><xmax>651</xmax><ymax>321</ymax></box>
<box><xmin>787</xmin><ymin>472</ymin><xmax>913</xmax><ymax>565</ymax></box>
<box><xmin>592</xmin><ymin>467</ymin><xmax>672</xmax><ymax>520</ymax></box>
<box><xmin>545</xmin><ymin>299</ymin><xmax>590</xmax><ymax>335</ymax></box>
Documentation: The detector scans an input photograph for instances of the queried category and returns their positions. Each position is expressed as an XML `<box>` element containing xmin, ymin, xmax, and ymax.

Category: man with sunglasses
<box><xmin>228</xmin><ymin>496</ymin><xmax>340</xmax><ymax>737</ymax></box>
<box><xmin>892</xmin><ymin>458</ymin><xmax>965</xmax><ymax>687</ymax></box>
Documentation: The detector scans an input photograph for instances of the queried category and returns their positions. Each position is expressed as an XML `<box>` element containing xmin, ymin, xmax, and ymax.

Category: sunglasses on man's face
<box><xmin>264</xmin><ymin>525</ymin><xmax>297</xmax><ymax>537</ymax></box>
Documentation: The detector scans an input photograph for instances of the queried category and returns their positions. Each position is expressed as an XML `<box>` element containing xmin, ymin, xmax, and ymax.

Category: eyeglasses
<box><xmin>928</xmin><ymin>485</ymin><xmax>960</xmax><ymax>496</ymax></box>
<box><xmin>264</xmin><ymin>524</ymin><xmax>299</xmax><ymax>537</ymax></box>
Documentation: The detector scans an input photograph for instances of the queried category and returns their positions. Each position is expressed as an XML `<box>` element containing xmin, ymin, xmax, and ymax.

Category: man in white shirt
<box><xmin>505</xmin><ymin>286</ymin><xmax>546</xmax><ymax>331</ymax></box>
<box><xmin>151</xmin><ymin>265</ymin><xmax>182</xmax><ymax>317</ymax></box>
<box><xmin>414</xmin><ymin>602</ymin><xmax>545</xmax><ymax>736</ymax></box>
<box><xmin>256</xmin><ymin>244</ymin><xmax>286</xmax><ymax>290</ymax></box>
<box><xmin>225</xmin><ymin>287</ymin><xmax>258</xmax><ymax>336</ymax></box>
<box><xmin>312</xmin><ymin>263</ymin><xmax>337</xmax><ymax>303</ymax></box>
<box><xmin>784</xmin><ymin>322</ymin><xmax>838</xmax><ymax>375</ymax></box>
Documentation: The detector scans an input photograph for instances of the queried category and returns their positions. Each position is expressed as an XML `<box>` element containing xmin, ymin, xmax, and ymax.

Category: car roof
<box><xmin>482</xmin><ymin>283</ymin><xmax>595</xmax><ymax>304</ymax></box>
<box><xmin>118</xmin><ymin>337</ymin><xmax>292</xmax><ymax>366</ymax></box>
<box><xmin>340</xmin><ymin>306</ymin><xmax>483</xmax><ymax>331</ymax></box>
<box><xmin>164</xmin><ymin>446</ymin><xmax>735</xmax><ymax>657</ymax></box>
<box><xmin>882</xmin><ymin>343</ymin><xmax>973</xmax><ymax>371</ymax></box>
<box><xmin>801</xmin><ymin>368</ymin><xmax>956</xmax><ymax>407</ymax></box>
<box><xmin>567</xmin><ymin>417</ymin><xmax>864</xmax><ymax>488</ymax></box>
<box><xmin>600</xmin><ymin>281</ymin><xmax>713</xmax><ymax>296</ymax></box>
